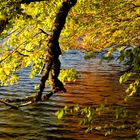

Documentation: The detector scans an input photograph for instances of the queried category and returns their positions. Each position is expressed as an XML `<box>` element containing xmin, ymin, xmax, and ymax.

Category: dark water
<box><xmin>0</xmin><ymin>50</ymin><xmax>140</xmax><ymax>140</ymax></box>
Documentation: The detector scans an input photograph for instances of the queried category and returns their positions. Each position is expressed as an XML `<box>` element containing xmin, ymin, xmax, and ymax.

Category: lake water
<box><xmin>0</xmin><ymin>50</ymin><xmax>140</xmax><ymax>140</ymax></box>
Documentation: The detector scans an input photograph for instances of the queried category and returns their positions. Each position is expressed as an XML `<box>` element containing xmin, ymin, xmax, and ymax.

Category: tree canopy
<box><xmin>0</xmin><ymin>0</ymin><xmax>140</xmax><ymax>97</ymax></box>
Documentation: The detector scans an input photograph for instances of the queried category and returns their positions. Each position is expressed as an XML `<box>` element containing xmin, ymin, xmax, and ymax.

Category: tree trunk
<box><xmin>35</xmin><ymin>0</ymin><xmax>77</xmax><ymax>101</ymax></box>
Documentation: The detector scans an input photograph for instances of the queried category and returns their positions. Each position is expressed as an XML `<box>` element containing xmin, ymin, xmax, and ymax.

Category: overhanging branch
<box><xmin>0</xmin><ymin>0</ymin><xmax>77</xmax><ymax>106</ymax></box>
<box><xmin>35</xmin><ymin>0</ymin><xmax>77</xmax><ymax>101</ymax></box>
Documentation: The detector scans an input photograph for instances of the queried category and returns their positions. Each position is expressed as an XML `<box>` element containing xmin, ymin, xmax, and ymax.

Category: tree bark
<box><xmin>35</xmin><ymin>0</ymin><xmax>77</xmax><ymax>101</ymax></box>
<box><xmin>0</xmin><ymin>19</ymin><xmax>8</xmax><ymax>35</ymax></box>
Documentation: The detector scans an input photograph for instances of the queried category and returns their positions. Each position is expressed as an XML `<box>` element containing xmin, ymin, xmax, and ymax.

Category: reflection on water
<box><xmin>0</xmin><ymin>50</ymin><xmax>140</xmax><ymax>140</ymax></box>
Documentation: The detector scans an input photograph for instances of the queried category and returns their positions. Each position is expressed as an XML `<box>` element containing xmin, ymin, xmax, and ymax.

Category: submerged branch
<box><xmin>0</xmin><ymin>99</ymin><xmax>19</xmax><ymax>109</ymax></box>
<box><xmin>0</xmin><ymin>91</ymin><xmax>54</xmax><ymax>109</ymax></box>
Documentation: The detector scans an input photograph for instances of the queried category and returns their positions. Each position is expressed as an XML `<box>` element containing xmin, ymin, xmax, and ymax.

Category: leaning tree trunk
<box><xmin>36</xmin><ymin>0</ymin><xmax>77</xmax><ymax>101</ymax></box>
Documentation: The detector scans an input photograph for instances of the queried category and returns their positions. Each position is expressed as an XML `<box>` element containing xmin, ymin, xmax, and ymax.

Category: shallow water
<box><xmin>0</xmin><ymin>50</ymin><xmax>140</xmax><ymax>140</ymax></box>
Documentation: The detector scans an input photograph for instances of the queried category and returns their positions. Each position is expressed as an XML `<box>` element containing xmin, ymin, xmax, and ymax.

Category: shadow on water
<box><xmin>0</xmin><ymin>50</ymin><xmax>140</xmax><ymax>140</ymax></box>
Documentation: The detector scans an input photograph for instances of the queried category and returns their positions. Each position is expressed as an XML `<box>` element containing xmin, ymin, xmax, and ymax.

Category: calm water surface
<box><xmin>0</xmin><ymin>50</ymin><xmax>140</xmax><ymax>140</ymax></box>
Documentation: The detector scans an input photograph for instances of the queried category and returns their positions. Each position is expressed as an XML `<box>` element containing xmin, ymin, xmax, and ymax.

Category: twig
<box><xmin>39</xmin><ymin>28</ymin><xmax>52</xmax><ymax>35</ymax></box>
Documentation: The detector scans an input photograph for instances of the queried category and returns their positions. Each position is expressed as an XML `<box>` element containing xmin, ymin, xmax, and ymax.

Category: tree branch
<box><xmin>0</xmin><ymin>91</ymin><xmax>54</xmax><ymax>109</ymax></box>
<box><xmin>35</xmin><ymin>0</ymin><xmax>77</xmax><ymax>101</ymax></box>
<box><xmin>132</xmin><ymin>3</ymin><xmax>140</xmax><ymax>9</ymax></box>
<box><xmin>0</xmin><ymin>99</ymin><xmax>19</xmax><ymax>109</ymax></box>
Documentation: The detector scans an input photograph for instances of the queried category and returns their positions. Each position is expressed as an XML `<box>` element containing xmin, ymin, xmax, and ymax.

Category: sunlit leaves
<box><xmin>119</xmin><ymin>72</ymin><xmax>132</xmax><ymax>84</ymax></box>
<box><xmin>117</xmin><ymin>46</ymin><xmax>140</xmax><ymax>97</ymax></box>
<box><xmin>125</xmin><ymin>79</ymin><xmax>139</xmax><ymax>99</ymax></box>
<box><xmin>0</xmin><ymin>0</ymin><xmax>21</xmax><ymax>37</ymax></box>
<box><xmin>0</xmin><ymin>0</ymin><xmax>69</xmax><ymax>86</ymax></box>
<box><xmin>59</xmin><ymin>0</ymin><xmax>140</xmax><ymax>53</ymax></box>
<box><xmin>58</xmin><ymin>68</ymin><xmax>78</xmax><ymax>84</ymax></box>
<box><xmin>56</xmin><ymin>103</ymin><xmax>138</xmax><ymax>136</ymax></box>
<box><xmin>56</xmin><ymin>108</ymin><xmax>65</xmax><ymax>119</ymax></box>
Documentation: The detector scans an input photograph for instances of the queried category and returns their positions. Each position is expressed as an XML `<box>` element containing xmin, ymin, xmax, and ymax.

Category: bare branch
<box><xmin>39</xmin><ymin>28</ymin><xmax>52</xmax><ymax>35</ymax></box>
<box><xmin>0</xmin><ymin>99</ymin><xmax>19</xmax><ymax>109</ymax></box>
<box><xmin>15</xmin><ymin>50</ymin><xmax>29</xmax><ymax>57</ymax></box>
<box><xmin>132</xmin><ymin>3</ymin><xmax>140</xmax><ymax>8</ymax></box>
<box><xmin>0</xmin><ymin>91</ymin><xmax>54</xmax><ymax>109</ymax></box>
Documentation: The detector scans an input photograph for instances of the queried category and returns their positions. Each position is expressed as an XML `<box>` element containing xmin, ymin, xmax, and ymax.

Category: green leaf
<box><xmin>119</xmin><ymin>72</ymin><xmax>132</xmax><ymax>84</ymax></box>
<box><xmin>95</xmin><ymin>126</ymin><xmax>102</xmax><ymax>130</ymax></box>
<box><xmin>56</xmin><ymin>109</ymin><xmax>64</xmax><ymax>119</ymax></box>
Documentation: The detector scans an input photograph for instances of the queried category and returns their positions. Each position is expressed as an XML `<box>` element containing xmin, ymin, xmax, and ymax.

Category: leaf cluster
<box><xmin>56</xmin><ymin>103</ymin><xmax>140</xmax><ymax>138</ymax></box>
<box><xmin>0</xmin><ymin>0</ymin><xmax>62</xmax><ymax>85</ymax></box>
